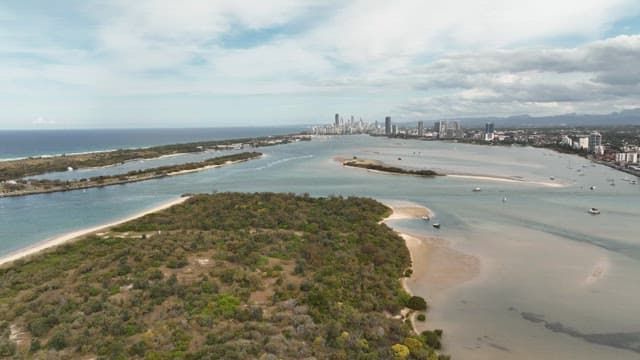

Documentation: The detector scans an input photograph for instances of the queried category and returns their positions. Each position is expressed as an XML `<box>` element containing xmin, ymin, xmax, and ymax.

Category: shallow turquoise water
<box><xmin>1</xmin><ymin>135</ymin><xmax>639</xmax><ymax>359</ymax></box>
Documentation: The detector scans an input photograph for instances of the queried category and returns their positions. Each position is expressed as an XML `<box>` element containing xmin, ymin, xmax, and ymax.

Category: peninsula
<box><xmin>0</xmin><ymin>193</ymin><xmax>447</xmax><ymax>359</ymax></box>
<box><xmin>0</xmin><ymin>152</ymin><xmax>262</xmax><ymax>197</ymax></box>
<box><xmin>0</xmin><ymin>134</ymin><xmax>308</xmax><ymax>181</ymax></box>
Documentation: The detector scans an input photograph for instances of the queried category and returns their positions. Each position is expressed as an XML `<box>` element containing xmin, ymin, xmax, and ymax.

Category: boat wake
<box><xmin>253</xmin><ymin>154</ymin><xmax>313</xmax><ymax>170</ymax></box>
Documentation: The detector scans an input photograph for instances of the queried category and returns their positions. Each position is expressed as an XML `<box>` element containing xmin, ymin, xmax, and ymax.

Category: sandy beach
<box><xmin>383</xmin><ymin>203</ymin><xmax>481</xmax><ymax>331</ymax></box>
<box><xmin>383</xmin><ymin>204</ymin><xmax>433</xmax><ymax>221</ymax></box>
<box><xmin>0</xmin><ymin>196</ymin><xmax>190</xmax><ymax>268</ymax></box>
<box><xmin>383</xmin><ymin>204</ymin><xmax>480</xmax><ymax>296</ymax></box>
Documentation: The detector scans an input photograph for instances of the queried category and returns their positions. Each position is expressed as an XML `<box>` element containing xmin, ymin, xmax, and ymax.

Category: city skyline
<box><xmin>1</xmin><ymin>1</ymin><xmax>640</xmax><ymax>129</ymax></box>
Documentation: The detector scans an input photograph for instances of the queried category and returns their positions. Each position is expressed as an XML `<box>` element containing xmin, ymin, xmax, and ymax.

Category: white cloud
<box><xmin>1</xmin><ymin>0</ymin><xmax>640</xmax><ymax>126</ymax></box>
<box><xmin>398</xmin><ymin>35</ymin><xmax>640</xmax><ymax>118</ymax></box>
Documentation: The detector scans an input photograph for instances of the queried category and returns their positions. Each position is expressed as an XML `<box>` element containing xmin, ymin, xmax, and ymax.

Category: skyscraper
<box><xmin>385</xmin><ymin>116</ymin><xmax>391</xmax><ymax>135</ymax></box>
<box><xmin>418</xmin><ymin>121</ymin><xmax>424</xmax><ymax>137</ymax></box>
<box><xmin>485</xmin><ymin>122</ymin><xmax>494</xmax><ymax>134</ymax></box>
<box><xmin>589</xmin><ymin>132</ymin><xmax>602</xmax><ymax>154</ymax></box>
<box><xmin>335</xmin><ymin>113</ymin><xmax>339</xmax><ymax>127</ymax></box>
<box><xmin>484</xmin><ymin>122</ymin><xmax>495</xmax><ymax>141</ymax></box>
<box><xmin>433</xmin><ymin>120</ymin><xmax>448</xmax><ymax>139</ymax></box>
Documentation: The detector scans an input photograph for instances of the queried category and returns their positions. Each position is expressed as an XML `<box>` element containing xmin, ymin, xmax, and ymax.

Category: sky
<box><xmin>1</xmin><ymin>0</ymin><xmax>640</xmax><ymax>129</ymax></box>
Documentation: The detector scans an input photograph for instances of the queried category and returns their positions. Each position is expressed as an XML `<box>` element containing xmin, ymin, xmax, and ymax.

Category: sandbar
<box><xmin>447</xmin><ymin>174</ymin><xmax>568</xmax><ymax>187</ymax></box>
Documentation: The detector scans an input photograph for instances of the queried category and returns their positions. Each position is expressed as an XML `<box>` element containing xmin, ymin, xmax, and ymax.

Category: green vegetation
<box><xmin>0</xmin><ymin>193</ymin><xmax>448</xmax><ymax>359</ymax></box>
<box><xmin>406</xmin><ymin>296</ymin><xmax>428</xmax><ymax>311</ymax></box>
<box><xmin>344</xmin><ymin>159</ymin><xmax>441</xmax><ymax>177</ymax></box>
<box><xmin>0</xmin><ymin>134</ymin><xmax>308</xmax><ymax>181</ymax></box>
<box><xmin>0</xmin><ymin>152</ymin><xmax>261</xmax><ymax>197</ymax></box>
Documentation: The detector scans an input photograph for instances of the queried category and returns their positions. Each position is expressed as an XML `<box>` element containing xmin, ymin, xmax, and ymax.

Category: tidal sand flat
<box><xmin>382</xmin><ymin>203</ymin><xmax>481</xmax><ymax>334</ymax></box>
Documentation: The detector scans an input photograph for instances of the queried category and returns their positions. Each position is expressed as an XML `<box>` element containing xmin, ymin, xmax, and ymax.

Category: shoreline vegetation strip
<box><xmin>0</xmin><ymin>152</ymin><xmax>263</xmax><ymax>198</ymax></box>
<box><xmin>342</xmin><ymin>158</ymin><xmax>442</xmax><ymax>177</ymax></box>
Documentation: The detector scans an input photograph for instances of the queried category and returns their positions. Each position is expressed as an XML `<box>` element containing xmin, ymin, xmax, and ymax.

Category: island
<box><xmin>0</xmin><ymin>193</ymin><xmax>448</xmax><ymax>359</ymax></box>
<box><xmin>0</xmin><ymin>134</ymin><xmax>309</xmax><ymax>182</ymax></box>
<box><xmin>342</xmin><ymin>158</ymin><xmax>442</xmax><ymax>177</ymax></box>
<box><xmin>0</xmin><ymin>152</ymin><xmax>262</xmax><ymax>198</ymax></box>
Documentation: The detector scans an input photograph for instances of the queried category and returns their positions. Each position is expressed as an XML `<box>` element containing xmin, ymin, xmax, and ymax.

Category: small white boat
<box><xmin>473</xmin><ymin>187</ymin><xmax>481</xmax><ymax>192</ymax></box>
<box><xmin>590</xmin><ymin>186</ymin><xmax>596</xmax><ymax>190</ymax></box>
<box><xmin>422</xmin><ymin>216</ymin><xmax>430</xmax><ymax>222</ymax></box>
<box><xmin>502</xmin><ymin>197</ymin><xmax>507</xmax><ymax>203</ymax></box>
<box><xmin>550</xmin><ymin>176</ymin><xmax>555</xmax><ymax>180</ymax></box>
<box><xmin>588</xmin><ymin>208</ymin><xmax>600</xmax><ymax>215</ymax></box>
<box><xmin>432</xmin><ymin>223</ymin><xmax>441</xmax><ymax>229</ymax></box>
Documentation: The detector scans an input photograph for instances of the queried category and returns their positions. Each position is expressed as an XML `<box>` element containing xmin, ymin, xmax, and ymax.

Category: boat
<box><xmin>590</xmin><ymin>186</ymin><xmax>596</xmax><ymax>190</ymax></box>
<box><xmin>473</xmin><ymin>187</ymin><xmax>481</xmax><ymax>192</ymax></box>
<box><xmin>549</xmin><ymin>176</ymin><xmax>555</xmax><ymax>180</ymax></box>
<box><xmin>502</xmin><ymin>197</ymin><xmax>507</xmax><ymax>203</ymax></box>
<box><xmin>421</xmin><ymin>216</ymin><xmax>430</xmax><ymax>222</ymax></box>
<box><xmin>432</xmin><ymin>223</ymin><xmax>440</xmax><ymax>229</ymax></box>
<box><xmin>632</xmin><ymin>180</ymin><xmax>638</xmax><ymax>185</ymax></box>
<box><xmin>588</xmin><ymin>208</ymin><xmax>600</xmax><ymax>215</ymax></box>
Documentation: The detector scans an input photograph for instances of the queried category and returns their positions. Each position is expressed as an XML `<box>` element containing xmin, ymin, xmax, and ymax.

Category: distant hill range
<box><xmin>420</xmin><ymin>108</ymin><xmax>640</xmax><ymax>128</ymax></box>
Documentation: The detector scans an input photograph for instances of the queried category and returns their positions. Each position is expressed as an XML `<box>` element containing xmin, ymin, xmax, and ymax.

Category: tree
<box><xmin>391</xmin><ymin>343</ymin><xmax>410</xmax><ymax>359</ymax></box>
<box><xmin>407</xmin><ymin>296</ymin><xmax>427</xmax><ymax>311</ymax></box>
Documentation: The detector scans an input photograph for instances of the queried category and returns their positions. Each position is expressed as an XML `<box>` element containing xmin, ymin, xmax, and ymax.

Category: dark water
<box><xmin>0</xmin><ymin>126</ymin><xmax>306</xmax><ymax>160</ymax></box>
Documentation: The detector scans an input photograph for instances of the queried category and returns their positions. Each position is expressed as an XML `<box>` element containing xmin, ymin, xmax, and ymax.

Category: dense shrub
<box><xmin>406</xmin><ymin>296</ymin><xmax>428</xmax><ymax>311</ymax></box>
<box><xmin>0</xmin><ymin>193</ymin><xmax>449</xmax><ymax>359</ymax></box>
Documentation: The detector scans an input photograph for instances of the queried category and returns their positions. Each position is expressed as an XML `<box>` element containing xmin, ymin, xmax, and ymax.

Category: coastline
<box><xmin>382</xmin><ymin>203</ymin><xmax>481</xmax><ymax>333</ymax></box>
<box><xmin>1</xmin><ymin>155</ymin><xmax>260</xmax><ymax>198</ymax></box>
<box><xmin>0</xmin><ymin>196</ymin><xmax>190</xmax><ymax>268</ymax></box>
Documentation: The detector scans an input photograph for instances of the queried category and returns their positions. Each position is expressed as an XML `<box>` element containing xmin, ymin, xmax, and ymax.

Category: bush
<box><xmin>29</xmin><ymin>338</ymin><xmax>41</xmax><ymax>353</ymax></box>
<box><xmin>403</xmin><ymin>337</ymin><xmax>423</xmax><ymax>353</ymax></box>
<box><xmin>28</xmin><ymin>317</ymin><xmax>52</xmax><ymax>337</ymax></box>
<box><xmin>129</xmin><ymin>341</ymin><xmax>147</xmax><ymax>357</ymax></box>
<box><xmin>0</xmin><ymin>338</ymin><xmax>16</xmax><ymax>357</ymax></box>
<box><xmin>47</xmin><ymin>331</ymin><xmax>68</xmax><ymax>350</ymax></box>
<box><xmin>391</xmin><ymin>343</ymin><xmax>410</xmax><ymax>359</ymax></box>
<box><xmin>416</xmin><ymin>313</ymin><xmax>426</xmax><ymax>321</ymax></box>
<box><xmin>420</xmin><ymin>330</ymin><xmax>441</xmax><ymax>350</ymax></box>
<box><xmin>406</xmin><ymin>296</ymin><xmax>427</xmax><ymax>311</ymax></box>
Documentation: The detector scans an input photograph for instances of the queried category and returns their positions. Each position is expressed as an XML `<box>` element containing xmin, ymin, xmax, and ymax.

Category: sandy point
<box><xmin>382</xmin><ymin>203</ymin><xmax>433</xmax><ymax>222</ymax></box>
<box><xmin>0</xmin><ymin>196</ymin><xmax>191</xmax><ymax>268</ymax></box>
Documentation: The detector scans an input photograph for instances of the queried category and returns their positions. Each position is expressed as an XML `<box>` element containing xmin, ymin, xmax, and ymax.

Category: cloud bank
<box><xmin>0</xmin><ymin>0</ymin><xmax>639</xmax><ymax>127</ymax></box>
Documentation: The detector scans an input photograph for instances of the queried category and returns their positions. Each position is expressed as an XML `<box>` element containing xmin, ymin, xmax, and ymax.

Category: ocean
<box><xmin>1</xmin><ymin>134</ymin><xmax>639</xmax><ymax>359</ymax></box>
<box><xmin>0</xmin><ymin>126</ymin><xmax>306</xmax><ymax>160</ymax></box>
